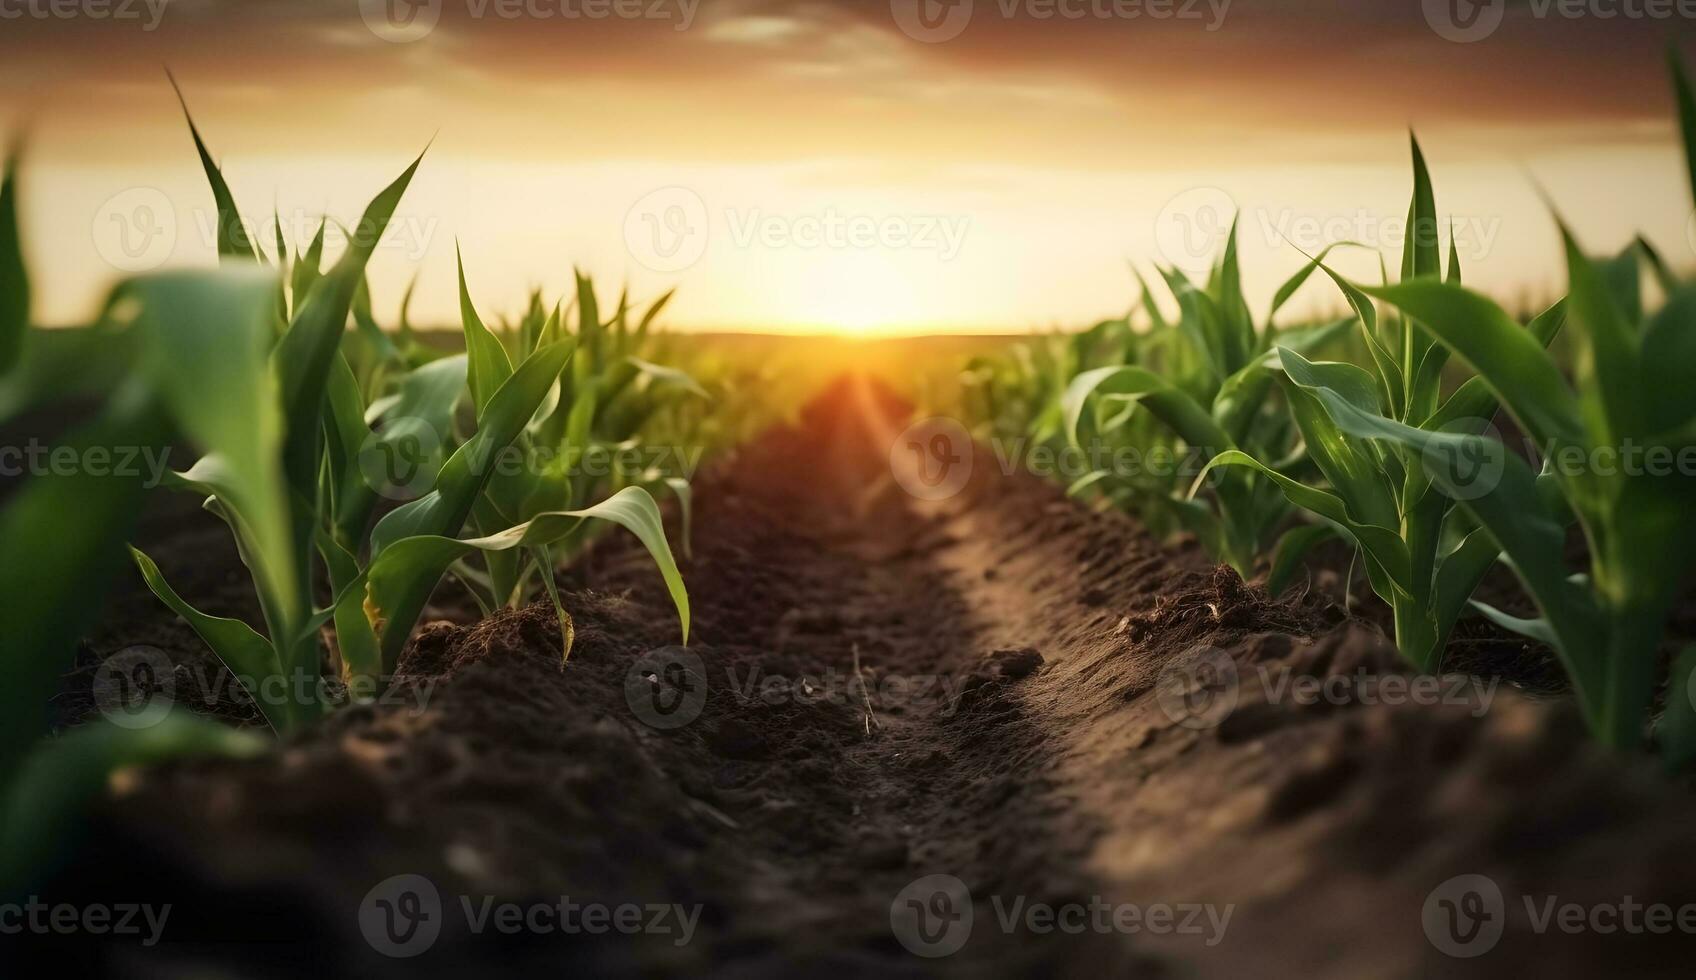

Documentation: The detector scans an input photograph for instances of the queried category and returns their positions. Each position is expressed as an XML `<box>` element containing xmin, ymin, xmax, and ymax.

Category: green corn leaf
<box><xmin>1062</xmin><ymin>365</ymin><xmax>1230</xmax><ymax>454</ymax></box>
<box><xmin>634</xmin><ymin>288</ymin><xmax>674</xmax><ymax>347</ymax></box>
<box><xmin>1402</xmin><ymin>134</ymin><xmax>1441</xmax><ymax>282</ymax></box>
<box><xmin>129</xmin><ymin>546</ymin><xmax>291</xmax><ymax>732</ymax></box>
<box><xmin>322</xmin><ymin>353</ymin><xmax>369</xmax><ymax>518</ymax></box>
<box><xmin>1266</xmin><ymin>245</ymin><xmax>1357</xmax><ymax>333</ymax></box>
<box><xmin>341</xmin><ymin>486</ymin><xmax>689</xmax><ymax>677</ymax></box>
<box><xmin>372</xmin><ymin>339</ymin><xmax>577</xmax><ymax>554</ymax></box>
<box><xmin>1311</xmin><ymin>261</ymin><xmax>1404</xmax><ymax>415</ymax></box>
<box><xmin>1314</xmin><ymin>408</ymin><xmax>1607</xmax><ymax>708</ymax></box>
<box><xmin>457</xmin><ymin>246</ymin><xmax>514</xmax><ymax>414</ymax></box>
<box><xmin>273</xmin><ymin>147</ymin><xmax>426</xmax><ymax>506</ymax></box>
<box><xmin>129</xmin><ymin>271</ymin><xmax>297</xmax><ymax>624</ymax></box>
<box><xmin>1558</xmin><ymin>222</ymin><xmax>1646</xmax><ymax>443</ymax></box>
<box><xmin>1274</xmin><ymin>353</ymin><xmax>1400</xmax><ymax>529</ymax></box>
<box><xmin>1431</xmin><ymin>526</ymin><xmax>1503</xmax><ymax>657</ymax></box>
<box><xmin>533</xmin><ymin>551</ymin><xmax>575</xmax><ymax>663</ymax></box>
<box><xmin>167</xmin><ymin>72</ymin><xmax>255</xmax><ymax>262</ymax></box>
<box><xmin>1361</xmin><ymin>278</ymin><xmax>1584</xmax><ymax>448</ymax></box>
<box><xmin>662</xmin><ymin>476</ymin><xmax>694</xmax><ymax>561</ymax></box>
<box><xmin>1637</xmin><ymin>280</ymin><xmax>1696</xmax><ymax>433</ymax></box>
<box><xmin>1195</xmin><ymin>450</ymin><xmax>1412</xmax><ymax>592</ymax></box>
<box><xmin>1428</xmin><ymin>299</ymin><xmax>1567</xmax><ymax>431</ymax></box>
<box><xmin>291</xmin><ymin>220</ymin><xmax>326</xmax><ymax>309</ymax></box>
<box><xmin>1468</xmin><ymin>599</ymin><xmax>1564</xmax><ymax>650</ymax></box>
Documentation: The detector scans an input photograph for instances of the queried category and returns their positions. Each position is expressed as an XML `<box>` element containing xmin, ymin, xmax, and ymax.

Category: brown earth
<box><xmin>14</xmin><ymin>376</ymin><xmax>1696</xmax><ymax>978</ymax></box>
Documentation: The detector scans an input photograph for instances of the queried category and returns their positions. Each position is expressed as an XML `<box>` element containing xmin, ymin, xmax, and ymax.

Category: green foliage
<box><xmin>1060</xmin><ymin>223</ymin><xmax>1352</xmax><ymax>574</ymax></box>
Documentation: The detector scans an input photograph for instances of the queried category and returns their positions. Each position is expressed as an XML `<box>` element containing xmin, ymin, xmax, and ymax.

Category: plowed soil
<box><xmin>17</xmin><ymin>377</ymin><xmax>1696</xmax><ymax>978</ymax></box>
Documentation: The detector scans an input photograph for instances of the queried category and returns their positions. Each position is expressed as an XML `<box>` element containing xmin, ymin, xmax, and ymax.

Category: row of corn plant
<box><xmin>3</xmin><ymin>78</ymin><xmax>718</xmax><ymax>886</ymax></box>
<box><xmin>971</xmin><ymin>54</ymin><xmax>1696</xmax><ymax>759</ymax></box>
<box><xmin>127</xmin><ymin>87</ymin><xmax>695</xmax><ymax>725</ymax></box>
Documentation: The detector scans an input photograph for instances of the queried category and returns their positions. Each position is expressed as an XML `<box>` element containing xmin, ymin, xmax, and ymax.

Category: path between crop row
<box><xmin>39</xmin><ymin>375</ymin><xmax>1696</xmax><ymax>979</ymax></box>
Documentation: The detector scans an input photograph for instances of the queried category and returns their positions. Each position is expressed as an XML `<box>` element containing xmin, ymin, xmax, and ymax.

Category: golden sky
<box><xmin>1</xmin><ymin>0</ymin><xmax>1691</xmax><ymax>333</ymax></box>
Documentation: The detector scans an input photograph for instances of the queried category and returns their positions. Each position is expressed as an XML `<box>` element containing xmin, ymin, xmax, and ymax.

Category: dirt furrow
<box><xmin>22</xmin><ymin>376</ymin><xmax>1696</xmax><ymax>979</ymax></box>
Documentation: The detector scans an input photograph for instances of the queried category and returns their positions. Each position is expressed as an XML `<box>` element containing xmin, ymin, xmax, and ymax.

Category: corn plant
<box><xmin>1196</xmin><ymin>140</ymin><xmax>1568</xmax><ymax>671</ymax></box>
<box><xmin>1061</xmin><ymin>223</ymin><xmax>1351</xmax><ymax>575</ymax></box>
<box><xmin>1237</xmin><ymin>54</ymin><xmax>1696</xmax><ymax>750</ymax></box>
<box><xmin>440</xmin><ymin>262</ymin><xmax>702</xmax><ymax>658</ymax></box>
<box><xmin>129</xmin><ymin>90</ymin><xmax>691</xmax><ymax>728</ymax></box>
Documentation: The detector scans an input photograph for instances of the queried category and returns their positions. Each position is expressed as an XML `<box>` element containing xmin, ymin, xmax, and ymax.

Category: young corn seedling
<box><xmin>128</xmin><ymin>90</ymin><xmax>692</xmax><ymax>725</ymax></box>
<box><xmin>1197</xmin><ymin>139</ymin><xmax>1567</xmax><ymax>671</ymax></box>
<box><xmin>445</xmin><ymin>262</ymin><xmax>702</xmax><ymax>660</ymax></box>
<box><xmin>1062</xmin><ymin>221</ymin><xmax>1352</xmax><ymax>576</ymax></box>
<box><xmin>1239</xmin><ymin>54</ymin><xmax>1696</xmax><ymax>751</ymax></box>
<box><xmin>127</xmin><ymin>89</ymin><xmax>426</xmax><ymax>732</ymax></box>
